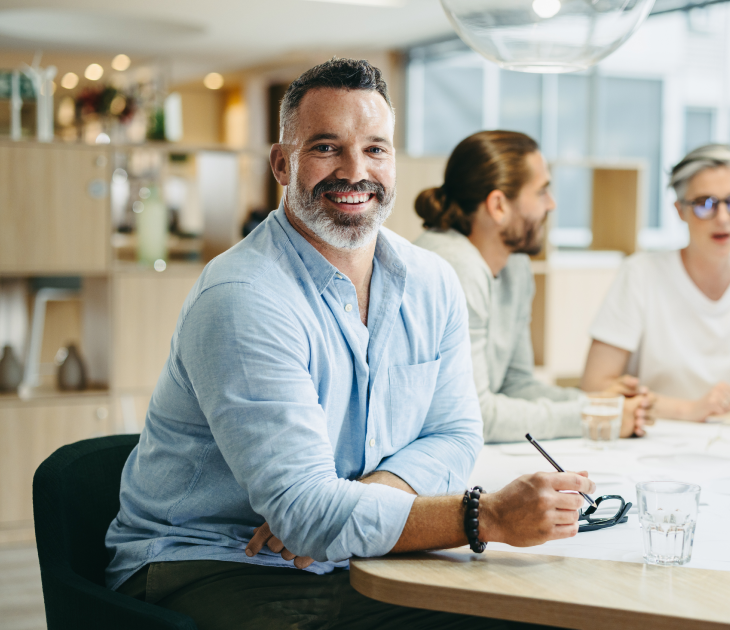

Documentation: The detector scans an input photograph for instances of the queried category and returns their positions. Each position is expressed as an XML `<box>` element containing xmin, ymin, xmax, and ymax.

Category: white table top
<box><xmin>468</xmin><ymin>419</ymin><xmax>730</xmax><ymax>572</ymax></box>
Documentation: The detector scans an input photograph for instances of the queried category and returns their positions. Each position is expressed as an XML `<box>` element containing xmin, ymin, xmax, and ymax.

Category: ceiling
<box><xmin>0</xmin><ymin>0</ymin><xmax>725</xmax><ymax>82</ymax></box>
<box><xmin>0</xmin><ymin>0</ymin><xmax>453</xmax><ymax>81</ymax></box>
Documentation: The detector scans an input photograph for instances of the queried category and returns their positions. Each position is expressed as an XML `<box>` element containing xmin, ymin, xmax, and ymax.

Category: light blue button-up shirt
<box><xmin>105</xmin><ymin>205</ymin><xmax>482</xmax><ymax>590</ymax></box>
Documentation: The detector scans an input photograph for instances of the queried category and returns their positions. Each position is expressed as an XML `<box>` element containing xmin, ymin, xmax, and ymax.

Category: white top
<box><xmin>590</xmin><ymin>250</ymin><xmax>730</xmax><ymax>399</ymax></box>
<box><xmin>415</xmin><ymin>229</ymin><xmax>583</xmax><ymax>443</ymax></box>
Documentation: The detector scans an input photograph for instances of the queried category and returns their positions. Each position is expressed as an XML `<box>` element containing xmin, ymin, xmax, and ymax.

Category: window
<box><xmin>422</xmin><ymin>64</ymin><xmax>483</xmax><ymax>156</ymax></box>
<box><xmin>684</xmin><ymin>108</ymin><xmax>714</xmax><ymax>154</ymax></box>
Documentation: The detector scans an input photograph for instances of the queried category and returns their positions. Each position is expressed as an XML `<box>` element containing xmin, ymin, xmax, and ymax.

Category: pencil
<box><xmin>525</xmin><ymin>433</ymin><xmax>597</xmax><ymax>509</ymax></box>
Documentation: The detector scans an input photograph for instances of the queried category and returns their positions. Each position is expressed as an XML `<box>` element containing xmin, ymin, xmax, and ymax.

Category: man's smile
<box><xmin>323</xmin><ymin>191</ymin><xmax>376</xmax><ymax>210</ymax></box>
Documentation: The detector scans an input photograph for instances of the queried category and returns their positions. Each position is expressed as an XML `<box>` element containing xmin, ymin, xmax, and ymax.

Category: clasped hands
<box><xmin>605</xmin><ymin>374</ymin><xmax>655</xmax><ymax>437</ymax></box>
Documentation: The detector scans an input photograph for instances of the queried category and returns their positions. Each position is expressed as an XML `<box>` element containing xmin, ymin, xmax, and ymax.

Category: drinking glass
<box><xmin>580</xmin><ymin>393</ymin><xmax>623</xmax><ymax>447</ymax></box>
<box><xmin>636</xmin><ymin>481</ymin><xmax>701</xmax><ymax>566</ymax></box>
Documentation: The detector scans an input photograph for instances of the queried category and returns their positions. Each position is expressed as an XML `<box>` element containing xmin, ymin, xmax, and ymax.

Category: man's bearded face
<box><xmin>287</xmin><ymin>167</ymin><xmax>396</xmax><ymax>250</ymax></box>
<box><xmin>500</xmin><ymin>210</ymin><xmax>548</xmax><ymax>256</ymax></box>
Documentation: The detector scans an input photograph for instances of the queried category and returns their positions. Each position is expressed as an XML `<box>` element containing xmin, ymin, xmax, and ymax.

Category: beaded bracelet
<box><xmin>463</xmin><ymin>486</ymin><xmax>487</xmax><ymax>553</ymax></box>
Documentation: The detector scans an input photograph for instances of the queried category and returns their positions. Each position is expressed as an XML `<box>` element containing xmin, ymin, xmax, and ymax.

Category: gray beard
<box><xmin>287</xmin><ymin>177</ymin><xmax>396</xmax><ymax>250</ymax></box>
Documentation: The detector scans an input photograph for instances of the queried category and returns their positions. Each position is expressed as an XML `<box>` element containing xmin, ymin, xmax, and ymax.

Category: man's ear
<box><xmin>270</xmin><ymin>144</ymin><xmax>290</xmax><ymax>186</ymax></box>
<box><xmin>485</xmin><ymin>189</ymin><xmax>509</xmax><ymax>226</ymax></box>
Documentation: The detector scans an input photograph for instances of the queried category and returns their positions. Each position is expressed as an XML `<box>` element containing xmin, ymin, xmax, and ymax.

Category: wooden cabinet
<box><xmin>0</xmin><ymin>396</ymin><xmax>112</xmax><ymax>542</ymax></box>
<box><xmin>0</xmin><ymin>142</ymin><xmax>111</xmax><ymax>274</ymax></box>
<box><xmin>112</xmin><ymin>264</ymin><xmax>202</xmax><ymax>391</ymax></box>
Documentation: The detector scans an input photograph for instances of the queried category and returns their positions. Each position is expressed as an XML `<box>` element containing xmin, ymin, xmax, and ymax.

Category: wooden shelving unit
<box><xmin>0</xmin><ymin>141</ymin><xmax>205</xmax><ymax>543</ymax></box>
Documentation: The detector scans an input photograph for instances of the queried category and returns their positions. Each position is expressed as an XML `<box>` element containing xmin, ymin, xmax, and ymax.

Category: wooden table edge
<box><xmin>349</xmin><ymin>553</ymin><xmax>730</xmax><ymax>630</ymax></box>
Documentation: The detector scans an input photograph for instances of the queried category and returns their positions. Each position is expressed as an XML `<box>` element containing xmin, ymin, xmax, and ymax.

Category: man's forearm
<box><xmin>390</xmin><ymin>495</ymin><xmax>467</xmax><ymax>553</ymax></box>
<box><xmin>360</xmin><ymin>472</ymin><xmax>468</xmax><ymax>553</ymax></box>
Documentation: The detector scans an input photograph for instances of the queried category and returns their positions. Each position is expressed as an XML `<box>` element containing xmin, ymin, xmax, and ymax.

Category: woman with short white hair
<box><xmin>583</xmin><ymin>143</ymin><xmax>730</xmax><ymax>421</ymax></box>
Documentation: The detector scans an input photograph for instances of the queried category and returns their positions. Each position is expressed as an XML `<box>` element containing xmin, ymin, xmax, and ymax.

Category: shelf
<box><xmin>112</xmin><ymin>232</ymin><xmax>204</xmax><ymax>262</ymax></box>
<box><xmin>111</xmin><ymin>259</ymin><xmax>205</xmax><ymax>276</ymax></box>
<box><xmin>0</xmin><ymin>384</ymin><xmax>109</xmax><ymax>407</ymax></box>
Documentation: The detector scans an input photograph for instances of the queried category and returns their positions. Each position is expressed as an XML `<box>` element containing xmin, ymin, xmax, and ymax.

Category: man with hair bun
<box><xmin>106</xmin><ymin>61</ymin><xmax>594</xmax><ymax>629</ymax></box>
<box><xmin>583</xmin><ymin>143</ymin><xmax>730</xmax><ymax>421</ymax></box>
<box><xmin>416</xmin><ymin>130</ymin><xmax>653</xmax><ymax>443</ymax></box>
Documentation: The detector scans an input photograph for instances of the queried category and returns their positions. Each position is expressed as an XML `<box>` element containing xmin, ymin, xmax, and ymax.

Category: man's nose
<box><xmin>334</xmin><ymin>147</ymin><xmax>369</xmax><ymax>183</ymax></box>
<box><xmin>547</xmin><ymin>191</ymin><xmax>557</xmax><ymax>212</ymax></box>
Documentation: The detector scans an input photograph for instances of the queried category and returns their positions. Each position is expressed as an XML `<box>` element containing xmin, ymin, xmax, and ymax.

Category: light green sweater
<box><xmin>415</xmin><ymin>229</ymin><xmax>583</xmax><ymax>443</ymax></box>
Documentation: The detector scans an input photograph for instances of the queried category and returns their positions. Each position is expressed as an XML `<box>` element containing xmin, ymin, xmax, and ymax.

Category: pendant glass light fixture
<box><xmin>440</xmin><ymin>0</ymin><xmax>657</xmax><ymax>73</ymax></box>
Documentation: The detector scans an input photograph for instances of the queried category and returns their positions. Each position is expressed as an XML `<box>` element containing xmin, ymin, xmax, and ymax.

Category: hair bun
<box><xmin>415</xmin><ymin>186</ymin><xmax>447</xmax><ymax>228</ymax></box>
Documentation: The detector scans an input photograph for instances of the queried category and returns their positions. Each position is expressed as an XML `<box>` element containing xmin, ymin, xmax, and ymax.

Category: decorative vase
<box><xmin>57</xmin><ymin>344</ymin><xmax>87</xmax><ymax>391</ymax></box>
<box><xmin>0</xmin><ymin>345</ymin><xmax>23</xmax><ymax>393</ymax></box>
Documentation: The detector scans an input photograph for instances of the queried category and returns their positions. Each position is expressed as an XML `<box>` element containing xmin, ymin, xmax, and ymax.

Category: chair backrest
<box><xmin>33</xmin><ymin>434</ymin><xmax>140</xmax><ymax>585</ymax></box>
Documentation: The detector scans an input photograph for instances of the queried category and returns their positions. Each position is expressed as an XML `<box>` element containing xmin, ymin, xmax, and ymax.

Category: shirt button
<box><xmin>345</xmin><ymin>303</ymin><xmax>353</xmax><ymax>312</ymax></box>
<box><xmin>335</xmin><ymin>274</ymin><xmax>343</xmax><ymax>280</ymax></box>
<box><xmin>369</xmin><ymin>439</ymin><xmax>376</xmax><ymax>447</ymax></box>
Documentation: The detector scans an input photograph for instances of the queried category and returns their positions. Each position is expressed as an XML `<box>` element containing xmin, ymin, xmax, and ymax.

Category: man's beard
<box><xmin>500</xmin><ymin>213</ymin><xmax>548</xmax><ymax>256</ymax></box>
<box><xmin>287</xmin><ymin>174</ymin><xmax>396</xmax><ymax>250</ymax></box>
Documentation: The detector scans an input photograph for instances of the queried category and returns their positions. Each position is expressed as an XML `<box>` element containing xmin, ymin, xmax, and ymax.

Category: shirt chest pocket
<box><xmin>388</xmin><ymin>358</ymin><xmax>441</xmax><ymax>449</ymax></box>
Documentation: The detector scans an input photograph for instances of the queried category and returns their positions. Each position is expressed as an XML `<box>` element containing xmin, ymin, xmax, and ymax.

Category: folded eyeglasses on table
<box><xmin>578</xmin><ymin>495</ymin><xmax>632</xmax><ymax>532</ymax></box>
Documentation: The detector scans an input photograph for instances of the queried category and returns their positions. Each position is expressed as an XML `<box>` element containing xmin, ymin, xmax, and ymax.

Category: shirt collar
<box><xmin>272</xmin><ymin>201</ymin><xmax>406</xmax><ymax>293</ymax></box>
<box><xmin>273</xmin><ymin>202</ymin><xmax>339</xmax><ymax>294</ymax></box>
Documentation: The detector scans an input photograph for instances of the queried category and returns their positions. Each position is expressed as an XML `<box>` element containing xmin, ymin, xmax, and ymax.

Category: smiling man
<box><xmin>105</xmin><ymin>59</ymin><xmax>593</xmax><ymax>630</ymax></box>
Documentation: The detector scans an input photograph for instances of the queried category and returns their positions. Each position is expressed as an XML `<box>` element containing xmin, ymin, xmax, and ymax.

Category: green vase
<box><xmin>136</xmin><ymin>184</ymin><xmax>168</xmax><ymax>266</ymax></box>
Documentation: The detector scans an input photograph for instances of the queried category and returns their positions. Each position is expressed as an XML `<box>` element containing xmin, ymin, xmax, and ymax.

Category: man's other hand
<box><xmin>245</xmin><ymin>522</ymin><xmax>314</xmax><ymax>569</ymax></box>
<box><xmin>480</xmin><ymin>471</ymin><xmax>595</xmax><ymax>547</ymax></box>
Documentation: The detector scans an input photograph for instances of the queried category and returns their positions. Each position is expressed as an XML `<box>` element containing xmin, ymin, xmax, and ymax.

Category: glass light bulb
<box><xmin>85</xmin><ymin>63</ymin><xmax>104</xmax><ymax>81</ymax></box>
<box><xmin>61</xmin><ymin>72</ymin><xmax>79</xmax><ymax>90</ymax></box>
<box><xmin>532</xmin><ymin>0</ymin><xmax>561</xmax><ymax>19</ymax></box>
<box><xmin>204</xmin><ymin>72</ymin><xmax>224</xmax><ymax>90</ymax></box>
<box><xmin>440</xmin><ymin>0</ymin><xmax>656</xmax><ymax>73</ymax></box>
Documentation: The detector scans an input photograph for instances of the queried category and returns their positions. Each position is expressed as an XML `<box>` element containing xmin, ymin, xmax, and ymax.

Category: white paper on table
<box><xmin>470</xmin><ymin>420</ymin><xmax>730</xmax><ymax>572</ymax></box>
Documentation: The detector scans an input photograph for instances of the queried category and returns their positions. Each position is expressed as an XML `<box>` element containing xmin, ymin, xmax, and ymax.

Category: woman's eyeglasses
<box><xmin>680</xmin><ymin>196</ymin><xmax>730</xmax><ymax>220</ymax></box>
<box><xmin>578</xmin><ymin>495</ymin><xmax>632</xmax><ymax>532</ymax></box>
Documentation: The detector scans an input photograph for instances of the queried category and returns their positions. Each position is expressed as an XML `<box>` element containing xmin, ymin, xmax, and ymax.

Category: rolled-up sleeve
<box><xmin>375</xmin><ymin>266</ymin><xmax>483</xmax><ymax>495</ymax></box>
<box><xmin>178</xmin><ymin>282</ymin><xmax>416</xmax><ymax>562</ymax></box>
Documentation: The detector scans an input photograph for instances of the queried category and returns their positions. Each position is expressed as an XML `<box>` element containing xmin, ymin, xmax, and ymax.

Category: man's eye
<box><xmin>315</xmin><ymin>145</ymin><xmax>332</xmax><ymax>153</ymax></box>
<box><xmin>368</xmin><ymin>147</ymin><xmax>384</xmax><ymax>154</ymax></box>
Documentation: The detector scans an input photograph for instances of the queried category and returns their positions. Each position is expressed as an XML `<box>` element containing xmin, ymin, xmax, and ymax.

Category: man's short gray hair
<box><xmin>670</xmin><ymin>144</ymin><xmax>730</xmax><ymax>201</ymax></box>
<box><xmin>279</xmin><ymin>58</ymin><xmax>393</xmax><ymax>142</ymax></box>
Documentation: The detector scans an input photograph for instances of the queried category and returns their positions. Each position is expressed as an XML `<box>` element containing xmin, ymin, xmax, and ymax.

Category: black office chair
<box><xmin>32</xmin><ymin>434</ymin><xmax>198</xmax><ymax>630</ymax></box>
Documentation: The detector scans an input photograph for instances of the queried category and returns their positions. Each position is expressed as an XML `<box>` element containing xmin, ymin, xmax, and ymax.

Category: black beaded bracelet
<box><xmin>463</xmin><ymin>486</ymin><xmax>487</xmax><ymax>553</ymax></box>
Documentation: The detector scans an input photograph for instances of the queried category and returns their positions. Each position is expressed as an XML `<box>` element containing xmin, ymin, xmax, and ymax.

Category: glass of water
<box><xmin>636</xmin><ymin>481</ymin><xmax>701</xmax><ymax>566</ymax></box>
<box><xmin>581</xmin><ymin>393</ymin><xmax>623</xmax><ymax>447</ymax></box>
